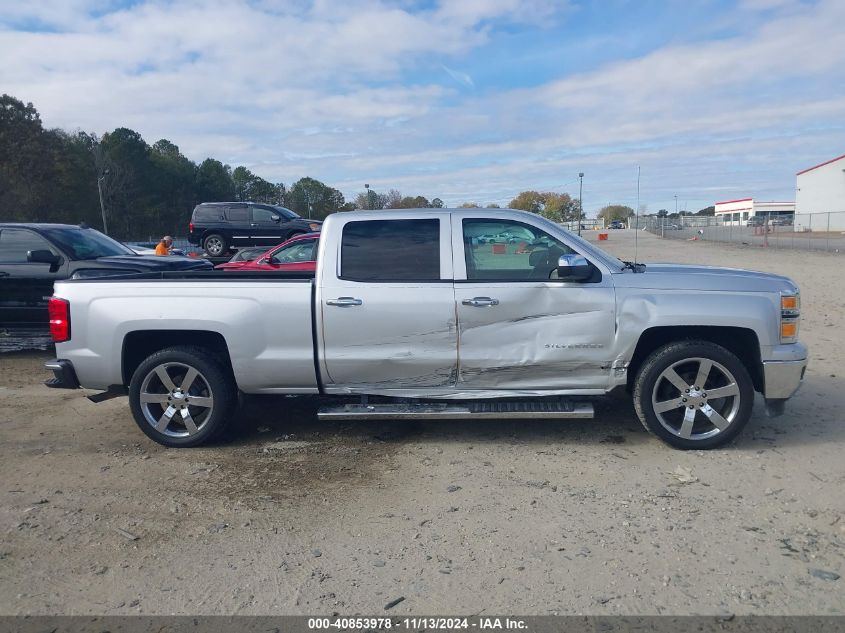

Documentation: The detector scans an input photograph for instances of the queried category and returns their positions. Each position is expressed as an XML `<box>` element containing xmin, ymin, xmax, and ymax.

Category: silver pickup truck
<box><xmin>44</xmin><ymin>208</ymin><xmax>807</xmax><ymax>450</ymax></box>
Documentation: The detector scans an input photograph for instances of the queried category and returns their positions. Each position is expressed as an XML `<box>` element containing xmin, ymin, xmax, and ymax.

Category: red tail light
<box><xmin>48</xmin><ymin>297</ymin><xmax>71</xmax><ymax>343</ymax></box>
<box><xmin>189</xmin><ymin>222</ymin><xmax>194</xmax><ymax>234</ymax></box>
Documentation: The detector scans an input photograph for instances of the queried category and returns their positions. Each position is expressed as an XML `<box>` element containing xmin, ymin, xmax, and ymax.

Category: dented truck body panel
<box><xmin>319</xmin><ymin>283</ymin><xmax>458</xmax><ymax>389</ymax></box>
<box><xmin>53</xmin><ymin>208</ymin><xmax>806</xmax><ymax>407</ymax></box>
<box><xmin>316</xmin><ymin>211</ymin><xmax>458</xmax><ymax>390</ymax></box>
<box><xmin>612</xmin><ymin>290</ymin><xmax>778</xmax><ymax>361</ymax></box>
<box><xmin>454</xmin><ymin>282</ymin><xmax>617</xmax><ymax>390</ymax></box>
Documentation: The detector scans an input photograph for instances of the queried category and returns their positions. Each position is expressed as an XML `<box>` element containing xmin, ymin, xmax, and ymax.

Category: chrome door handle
<box><xmin>462</xmin><ymin>297</ymin><xmax>499</xmax><ymax>307</ymax></box>
<box><xmin>326</xmin><ymin>297</ymin><xmax>363</xmax><ymax>307</ymax></box>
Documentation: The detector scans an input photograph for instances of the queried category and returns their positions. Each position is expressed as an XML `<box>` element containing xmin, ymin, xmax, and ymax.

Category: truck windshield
<box><xmin>273</xmin><ymin>206</ymin><xmax>300</xmax><ymax>220</ymax></box>
<box><xmin>562</xmin><ymin>230</ymin><xmax>628</xmax><ymax>271</ymax></box>
<box><xmin>43</xmin><ymin>228</ymin><xmax>137</xmax><ymax>260</ymax></box>
<box><xmin>528</xmin><ymin>214</ymin><xmax>627</xmax><ymax>271</ymax></box>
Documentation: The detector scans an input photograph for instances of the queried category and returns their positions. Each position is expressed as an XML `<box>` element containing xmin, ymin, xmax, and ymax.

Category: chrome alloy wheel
<box><xmin>650</xmin><ymin>357</ymin><xmax>741</xmax><ymax>441</ymax></box>
<box><xmin>138</xmin><ymin>362</ymin><xmax>214</xmax><ymax>437</ymax></box>
<box><xmin>205</xmin><ymin>237</ymin><xmax>224</xmax><ymax>256</ymax></box>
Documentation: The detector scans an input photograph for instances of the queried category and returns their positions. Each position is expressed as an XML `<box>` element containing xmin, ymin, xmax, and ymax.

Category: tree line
<box><xmin>594</xmin><ymin>204</ymin><xmax>716</xmax><ymax>224</ymax></box>
<box><xmin>1</xmin><ymin>94</ymin><xmax>615</xmax><ymax>240</ymax></box>
<box><xmin>0</xmin><ymin>95</ymin><xmax>358</xmax><ymax>238</ymax></box>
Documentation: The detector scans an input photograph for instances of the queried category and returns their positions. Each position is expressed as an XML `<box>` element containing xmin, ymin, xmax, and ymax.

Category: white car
<box><xmin>129</xmin><ymin>245</ymin><xmax>157</xmax><ymax>255</ymax></box>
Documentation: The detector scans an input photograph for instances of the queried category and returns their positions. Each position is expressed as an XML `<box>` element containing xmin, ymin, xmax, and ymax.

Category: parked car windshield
<box><xmin>229</xmin><ymin>247</ymin><xmax>268</xmax><ymax>263</ymax></box>
<box><xmin>270</xmin><ymin>238</ymin><xmax>317</xmax><ymax>264</ymax></box>
<box><xmin>43</xmin><ymin>227</ymin><xmax>137</xmax><ymax>260</ymax></box>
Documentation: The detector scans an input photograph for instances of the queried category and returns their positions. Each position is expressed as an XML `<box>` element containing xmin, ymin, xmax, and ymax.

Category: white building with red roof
<box><xmin>714</xmin><ymin>198</ymin><xmax>794</xmax><ymax>226</ymax></box>
<box><xmin>795</xmin><ymin>153</ymin><xmax>845</xmax><ymax>231</ymax></box>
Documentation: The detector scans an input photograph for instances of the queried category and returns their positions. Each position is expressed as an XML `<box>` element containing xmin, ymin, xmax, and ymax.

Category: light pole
<box><xmin>97</xmin><ymin>169</ymin><xmax>110</xmax><ymax>235</ymax></box>
<box><xmin>364</xmin><ymin>183</ymin><xmax>371</xmax><ymax>210</ymax></box>
<box><xmin>304</xmin><ymin>190</ymin><xmax>312</xmax><ymax>219</ymax></box>
<box><xmin>577</xmin><ymin>172</ymin><xmax>584</xmax><ymax>236</ymax></box>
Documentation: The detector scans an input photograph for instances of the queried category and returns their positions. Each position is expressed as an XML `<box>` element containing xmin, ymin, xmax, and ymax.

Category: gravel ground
<box><xmin>0</xmin><ymin>230</ymin><xmax>843</xmax><ymax>615</ymax></box>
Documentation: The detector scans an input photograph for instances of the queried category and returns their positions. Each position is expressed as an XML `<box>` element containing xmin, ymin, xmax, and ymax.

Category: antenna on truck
<box><xmin>634</xmin><ymin>165</ymin><xmax>640</xmax><ymax>265</ymax></box>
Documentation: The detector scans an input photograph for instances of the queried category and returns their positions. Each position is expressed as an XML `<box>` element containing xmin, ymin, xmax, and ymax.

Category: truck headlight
<box><xmin>780</xmin><ymin>293</ymin><xmax>800</xmax><ymax>343</ymax></box>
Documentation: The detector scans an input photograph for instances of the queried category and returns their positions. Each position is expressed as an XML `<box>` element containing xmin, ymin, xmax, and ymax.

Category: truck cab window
<box><xmin>0</xmin><ymin>229</ymin><xmax>56</xmax><ymax>263</ymax></box>
<box><xmin>462</xmin><ymin>219</ymin><xmax>575</xmax><ymax>280</ymax></box>
<box><xmin>341</xmin><ymin>219</ymin><xmax>440</xmax><ymax>281</ymax></box>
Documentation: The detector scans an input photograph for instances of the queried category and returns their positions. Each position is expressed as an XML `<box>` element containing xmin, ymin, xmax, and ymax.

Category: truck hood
<box><xmin>613</xmin><ymin>263</ymin><xmax>799</xmax><ymax>294</ymax></box>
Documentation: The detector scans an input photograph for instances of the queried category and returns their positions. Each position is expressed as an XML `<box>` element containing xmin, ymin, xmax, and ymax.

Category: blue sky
<box><xmin>1</xmin><ymin>0</ymin><xmax>844</xmax><ymax>214</ymax></box>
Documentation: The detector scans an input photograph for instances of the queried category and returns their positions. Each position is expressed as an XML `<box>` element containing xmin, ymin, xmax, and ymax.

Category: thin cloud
<box><xmin>0</xmin><ymin>0</ymin><xmax>841</xmax><ymax>213</ymax></box>
<box><xmin>442</xmin><ymin>64</ymin><xmax>475</xmax><ymax>88</ymax></box>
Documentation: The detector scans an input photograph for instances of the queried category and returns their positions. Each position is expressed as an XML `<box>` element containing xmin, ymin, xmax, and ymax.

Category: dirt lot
<box><xmin>1</xmin><ymin>230</ymin><xmax>843</xmax><ymax>616</ymax></box>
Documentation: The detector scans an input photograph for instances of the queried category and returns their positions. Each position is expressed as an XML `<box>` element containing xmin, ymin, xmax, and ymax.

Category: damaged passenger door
<box><xmin>318</xmin><ymin>213</ymin><xmax>458</xmax><ymax>392</ymax></box>
<box><xmin>453</xmin><ymin>215</ymin><xmax>616</xmax><ymax>391</ymax></box>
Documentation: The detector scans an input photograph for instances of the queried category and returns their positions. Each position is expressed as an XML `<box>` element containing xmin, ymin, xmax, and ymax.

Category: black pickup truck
<box><xmin>0</xmin><ymin>223</ymin><xmax>212</xmax><ymax>327</ymax></box>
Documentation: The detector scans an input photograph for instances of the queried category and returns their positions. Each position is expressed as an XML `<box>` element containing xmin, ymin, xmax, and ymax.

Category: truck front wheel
<box><xmin>632</xmin><ymin>341</ymin><xmax>754</xmax><ymax>449</ymax></box>
<box><xmin>129</xmin><ymin>346</ymin><xmax>237</xmax><ymax>447</ymax></box>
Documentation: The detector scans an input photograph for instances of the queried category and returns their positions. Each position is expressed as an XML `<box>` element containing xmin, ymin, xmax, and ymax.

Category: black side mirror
<box><xmin>557</xmin><ymin>254</ymin><xmax>592</xmax><ymax>281</ymax></box>
<box><xmin>28</xmin><ymin>249</ymin><xmax>62</xmax><ymax>272</ymax></box>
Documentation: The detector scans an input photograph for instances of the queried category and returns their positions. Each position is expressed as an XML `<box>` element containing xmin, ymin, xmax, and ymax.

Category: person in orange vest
<box><xmin>155</xmin><ymin>235</ymin><xmax>173</xmax><ymax>256</ymax></box>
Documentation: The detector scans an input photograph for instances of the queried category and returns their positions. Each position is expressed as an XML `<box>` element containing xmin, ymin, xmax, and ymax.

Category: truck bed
<box><xmin>53</xmin><ymin>274</ymin><xmax>318</xmax><ymax>392</ymax></box>
<box><xmin>62</xmin><ymin>269</ymin><xmax>316</xmax><ymax>282</ymax></box>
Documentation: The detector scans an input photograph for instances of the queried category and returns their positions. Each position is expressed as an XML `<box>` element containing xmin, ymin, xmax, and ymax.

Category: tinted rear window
<box><xmin>193</xmin><ymin>206</ymin><xmax>224</xmax><ymax>221</ymax></box>
<box><xmin>340</xmin><ymin>219</ymin><xmax>440</xmax><ymax>281</ymax></box>
<box><xmin>225</xmin><ymin>206</ymin><xmax>250</xmax><ymax>221</ymax></box>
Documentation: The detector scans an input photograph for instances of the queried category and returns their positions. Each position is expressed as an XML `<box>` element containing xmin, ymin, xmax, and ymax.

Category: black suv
<box><xmin>188</xmin><ymin>202</ymin><xmax>322</xmax><ymax>256</ymax></box>
<box><xmin>0</xmin><ymin>223</ymin><xmax>212</xmax><ymax>327</ymax></box>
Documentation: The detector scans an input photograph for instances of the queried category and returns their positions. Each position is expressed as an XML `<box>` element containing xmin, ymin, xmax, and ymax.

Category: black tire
<box><xmin>203</xmin><ymin>233</ymin><xmax>228</xmax><ymax>256</ymax></box>
<box><xmin>129</xmin><ymin>346</ymin><xmax>237</xmax><ymax>448</ymax></box>
<box><xmin>632</xmin><ymin>340</ymin><xmax>754</xmax><ymax>450</ymax></box>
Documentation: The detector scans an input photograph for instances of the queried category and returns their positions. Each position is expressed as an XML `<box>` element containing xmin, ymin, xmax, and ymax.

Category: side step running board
<box><xmin>317</xmin><ymin>400</ymin><xmax>594</xmax><ymax>421</ymax></box>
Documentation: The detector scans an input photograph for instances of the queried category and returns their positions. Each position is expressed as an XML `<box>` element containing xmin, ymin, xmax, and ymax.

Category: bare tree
<box><xmin>384</xmin><ymin>188</ymin><xmax>403</xmax><ymax>209</ymax></box>
<box><xmin>91</xmin><ymin>140</ymin><xmax>128</xmax><ymax>233</ymax></box>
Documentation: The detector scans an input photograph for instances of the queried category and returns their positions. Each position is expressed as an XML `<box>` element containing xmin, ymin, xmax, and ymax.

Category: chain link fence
<box><xmin>639</xmin><ymin>212</ymin><xmax>845</xmax><ymax>254</ymax></box>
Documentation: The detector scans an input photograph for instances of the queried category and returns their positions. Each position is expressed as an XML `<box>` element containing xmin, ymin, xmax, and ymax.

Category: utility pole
<box><xmin>634</xmin><ymin>166</ymin><xmax>640</xmax><ymax>263</ymax></box>
<box><xmin>578</xmin><ymin>172</ymin><xmax>584</xmax><ymax>236</ymax></box>
<box><xmin>364</xmin><ymin>183</ymin><xmax>370</xmax><ymax>210</ymax></box>
<box><xmin>674</xmin><ymin>194</ymin><xmax>678</xmax><ymax>216</ymax></box>
<box><xmin>97</xmin><ymin>169</ymin><xmax>110</xmax><ymax>235</ymax></box>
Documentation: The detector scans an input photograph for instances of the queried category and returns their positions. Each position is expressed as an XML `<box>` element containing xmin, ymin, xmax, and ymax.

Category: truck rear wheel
<box><xmin>633</xmin><ymin>341</ymin><xmax>754</xmax><ymax>449</ymax></box>
<box><xmin>203</xmin><ymin>233</ymin><xmax>228</xmax><ymax>256</ymax></box>
<box><xmin>129</xmin><ymin>346</ymin><xmax>237</xmax><ymax>447</ymax></box>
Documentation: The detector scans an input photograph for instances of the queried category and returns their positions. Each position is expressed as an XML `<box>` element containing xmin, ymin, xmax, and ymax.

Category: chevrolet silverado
<box><xmin>44</xmin><ymin>208</ymin><xmax>807</xmax><ymax>449</ymax></box>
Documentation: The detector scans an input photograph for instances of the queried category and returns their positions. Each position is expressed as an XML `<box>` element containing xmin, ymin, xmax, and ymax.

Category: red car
<box><xmin>215</xmin><ymin>232</ymin><xmax>319</xmax><ymax>272</ymax></box>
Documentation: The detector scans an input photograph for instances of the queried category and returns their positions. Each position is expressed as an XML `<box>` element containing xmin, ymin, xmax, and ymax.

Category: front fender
<box><xmin>613</xmin><ymin>289</ymin><xmax>778</xmax><ymax>362</ymax></box>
